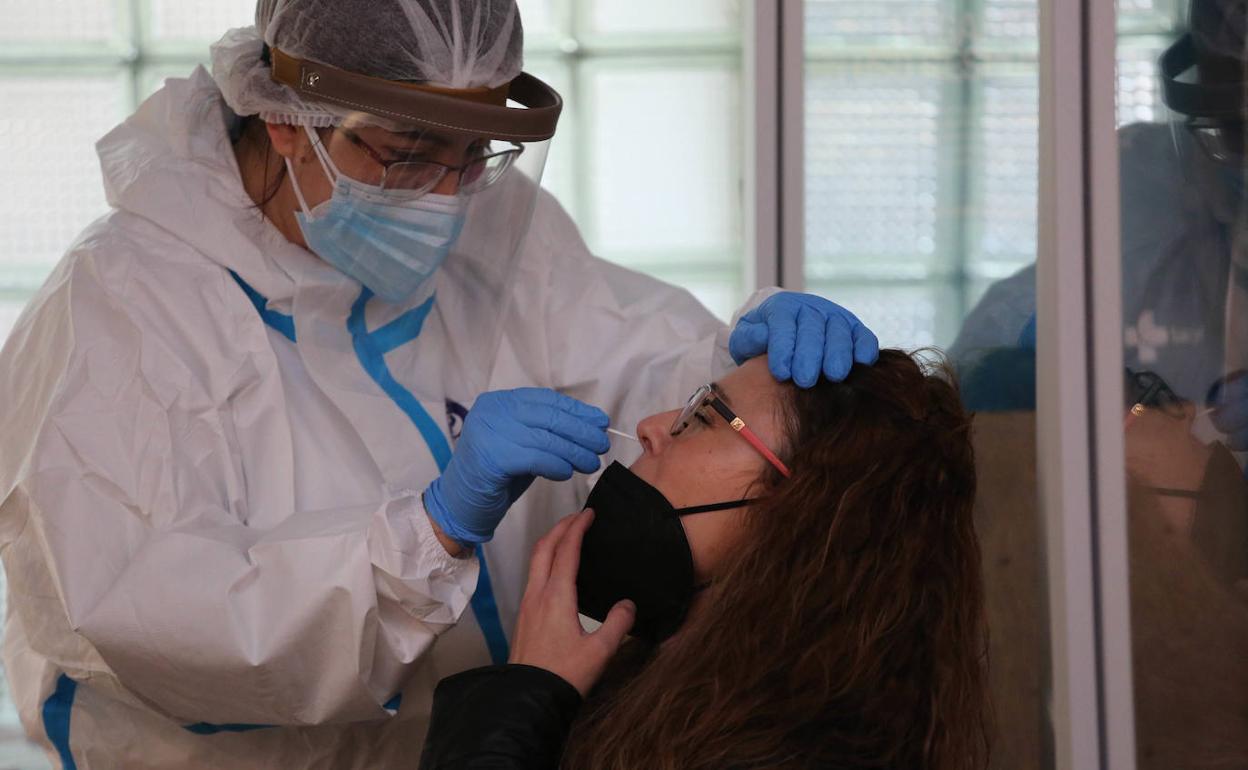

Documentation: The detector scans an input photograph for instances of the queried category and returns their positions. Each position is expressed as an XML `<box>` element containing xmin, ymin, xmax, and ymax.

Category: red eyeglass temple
<box><xmin>700</xmin><ymin>388</ymin><xmax>793</xmax><ymax>478</ymax></box>
<box><xmin>731</xmin><ymin>419</ymin><xmax>792</xmax><ymax>477</ymax></box>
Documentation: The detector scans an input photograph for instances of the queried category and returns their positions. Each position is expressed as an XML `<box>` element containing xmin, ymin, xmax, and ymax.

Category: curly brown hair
<box><xmin>561</xmin><ymin>349</ymin><xmax>989</xmax><ymax>770</ymax></box>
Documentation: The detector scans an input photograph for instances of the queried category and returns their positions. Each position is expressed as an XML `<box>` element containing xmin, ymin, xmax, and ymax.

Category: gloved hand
<box><xmin>729</xmin><ymin>291</ymin><xmax>880</xmax><ymax>387</ymax></box>
<box><xmin>425</xmin><ymin>388</ymin><xmax>610</xmax><ymax>544</ymax></box>
<box><xmin>1209</xmin><ymin>371</ymin><xmax>1248</xmax><ymax>450</ymax></box>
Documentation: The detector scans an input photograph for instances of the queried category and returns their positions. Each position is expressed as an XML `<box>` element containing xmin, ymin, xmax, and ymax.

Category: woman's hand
<box><xmin>508</xmin><ymin>509</ymin><xmax>636</xmax><ymax>697</ymax></box>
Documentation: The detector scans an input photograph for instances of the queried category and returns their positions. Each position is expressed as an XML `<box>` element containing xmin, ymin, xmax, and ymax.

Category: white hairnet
<box><xmin>211</xmin><ymin>0</ymin><xmax>524</xmax><ymax>127</ymax></box>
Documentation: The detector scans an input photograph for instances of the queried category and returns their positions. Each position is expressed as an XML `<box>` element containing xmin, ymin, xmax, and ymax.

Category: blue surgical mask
<box><xmin>288</xmin><ymin>127</ymin><xmax>466</xmax><ymax>304</ymax></box>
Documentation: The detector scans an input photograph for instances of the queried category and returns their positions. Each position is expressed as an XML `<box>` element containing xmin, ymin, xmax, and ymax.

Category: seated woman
<box><xmin>419</xmin><ymin>351</ymin><xmax>988</xmax><ymax>770</ymax></box>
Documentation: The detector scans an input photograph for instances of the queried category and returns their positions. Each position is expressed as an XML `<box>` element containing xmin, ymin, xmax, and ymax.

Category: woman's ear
<box><xmin>265</xmin><ymin>123</ymin><xmax>307</xmax><ymax>162</ymax></box>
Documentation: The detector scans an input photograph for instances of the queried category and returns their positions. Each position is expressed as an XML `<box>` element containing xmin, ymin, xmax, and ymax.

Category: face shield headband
<box><xmin>1162</xmin><ymin>32</ymin><xmax>1248</xmax><ymax>165</ymax></box>
<box><xmin>265</xmin><ymin>45</ymin><xmax>563</xmax><ymax>141</ymax></box>
<box><xmin>1161</xmin><ymin>33</ymin><xmax>1247</xmax><ymax>120</ymax></box>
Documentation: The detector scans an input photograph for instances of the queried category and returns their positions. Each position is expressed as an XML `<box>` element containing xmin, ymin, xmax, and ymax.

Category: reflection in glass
<box><xmin>806</xmin><ymin>3</ymin><xmax>1047</xmax><ymax>768</ymax></box>
<box><xmin>1119</xmin><ymin>0</ymin><xmax>1248</xmax><ymax>764</ymax></box>
<box><xmin>956</xmin><ymin>0</ymin><xmax>1248</xmax><ymax>765</ymax></box>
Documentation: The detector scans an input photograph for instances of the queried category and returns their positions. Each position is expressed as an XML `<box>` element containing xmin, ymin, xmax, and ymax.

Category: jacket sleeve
<box><xmin>418</xmin><ymin>665</ymin><xmax>582</xmax><ymax>770</ymax></box>
<box><xmin>0</xmin><ymin>241</ymin><xmax>478</xmax><ymax>727</ymax></box>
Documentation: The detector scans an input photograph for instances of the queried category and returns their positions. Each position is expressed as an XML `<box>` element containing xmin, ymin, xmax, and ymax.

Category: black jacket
<box><xmin>418</xmin><ymin>665</ymin><xmax>582</xmax><ymax>770</ymax></box>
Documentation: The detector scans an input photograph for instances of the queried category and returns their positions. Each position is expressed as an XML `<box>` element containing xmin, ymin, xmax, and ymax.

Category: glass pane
<box><xmin>968</xmin><ymin>65</ymin><xmax>1038</xmax><ymax>283</ymax></box>
<box><xmin>583</xmin><ymin>61</ymin><xmax>741</xmax><ymax>263</ymax></box>
<box><xmin>643</xmin><ymin>267</ymin><xmax>741</xmax><ymax>324</ymax></box>
<box><xmin>808</xmin><ymin>281</ymin><xmax>960</xmax><ymax>348</ymax></box>
<box><xmin>147</xmin><ymin>0</ymin><xmax>254</xmax><ymax>44</ymax></box>
<box><xmin>516</xmin><ymin>0</ymin><xmax>560</xmax><ymax>41</ymax></box>
<box><xmin>808</xmin><ymin>3</ymin><xmax>1046</xmax><ymax>769</ymax></box>
<box><xmin>805</xmin><ymin>0</ymin><xmax>955</xmax><ymax>49</ymax></box>
<box><xmin>1117</xmin><ymin>38</ymin><xmax>1171</xmax><ymax>126</ymax></box>
<box><xmin>805</xmin><ymin>62</ymin><xmax>958</xmax><ymax>284</ymax></box>
<box><xmin>0</xmin><ymin>71</ymin><xmax>130</xmax><ymax>290</ymax></box>
<box><xmin>519</xmin><ymin>58</ymin><xmax>577</xmax><ymax>218</ymax></box>
<box><xmin>0</xmin><ymin>0</ymin><xmax>119</xmax><ymax>45</ymax></box>
<box><xmin>587</xmin><ymin>0</ymin><xmax>737</xmax><ymax>37</ymax></box>
<box><xmin>1112</xmin><ymin>5</ymin><xmax>1248</xmax><ymax>767</ymax></box>
<box><xmin>978</xmin><ymin>0</ymin><xmax>1038</xmax><ymax>48</ymax></box>
<box><xmin>0</xmin><ymin>299</ymin><xmax>27</xmax><ymax>347</ymax></box>
<box><xmin>1118</xmin><ymin>0</ymin><xmax>1181</xmax><ymax>34</ymax></box>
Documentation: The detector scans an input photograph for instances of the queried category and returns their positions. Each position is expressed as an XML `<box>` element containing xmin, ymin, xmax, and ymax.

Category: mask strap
<box><xmin>671</xmin><ymin>498</ymin><xmax>757</xmax><ymax>517</ymax></box>
<box><xmin>285</xmin><ymin>157</ymin><xmax>314</xmax><ymax>218</ymax></box>
<box><xmin>287</xmin><ymin>126</ymin><xmax>341</xmax><ymax>219</ymax></box>
<box><xmin>304</xmin><ymin>125</ymin><xmax>341</xmax><ymax>183</ymax></box>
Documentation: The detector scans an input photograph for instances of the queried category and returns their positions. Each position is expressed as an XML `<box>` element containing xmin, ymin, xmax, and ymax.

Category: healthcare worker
<box><xmin>952</xmin><ymin>0</ymin><xmax>1248</xmax><ymax>446</ymax></box>
<box><xmin>0</xmin><ymin>1</ymin><xmax>877</xmax><ymax>767</ymax></box>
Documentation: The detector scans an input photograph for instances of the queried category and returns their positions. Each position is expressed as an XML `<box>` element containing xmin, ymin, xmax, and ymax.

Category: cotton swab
<box><xmin>606</xmin><ymin>427</ymin><xmax>638</xmax><ymax>443</ymax></box>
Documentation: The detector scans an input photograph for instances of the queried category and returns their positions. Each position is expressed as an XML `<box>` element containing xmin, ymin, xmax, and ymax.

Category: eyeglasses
<box><xmin>1125</xmin><ymin>368</ymin><xmax>1186</xmax><ymax>423</ymax></box>
<box><xmin>333</xmin><ymin>128</ymin><xmax>523</xmax><ymax>197</ymax></box>
<box><xmin>1186</xmin><ymin>117</ymin><xmax>1248</xmax><ymax>166</ymax></box>
<box><xmin>671</xmin><ymin>384</ymin><xmax>791</xmax><ymax>478</ymax></box>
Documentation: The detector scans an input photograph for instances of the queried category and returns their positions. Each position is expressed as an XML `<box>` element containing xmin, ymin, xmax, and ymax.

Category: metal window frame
<box><xmin>747</xmin><ymin>0</ymin><xmax>780</xmax><ymax>291</ymax></box>
<box><xmin>1036</xmin><ymin>0</ymin><xmax>1136</xmax><ymax>768</ymax></box>
<box><xmin>779</xmin><ymin>0</ymin><xmax>806</xmax><ymax>291</ymax></box>
<box><xmin>747</xmin><ymin>0</ymin><xmax>805</xmax><ymax>293</ymax></box>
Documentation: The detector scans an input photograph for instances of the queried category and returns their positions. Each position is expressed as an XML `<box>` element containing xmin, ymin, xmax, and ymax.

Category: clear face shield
<box><xmin>442</xmin><ymin>129</ymin><xmax>551</xmax><ymax>383</ymax></box>
<box><xmin>269</xmin><ymin>46</ymin><xmax>557</xmax><ymax>380</ymax></box>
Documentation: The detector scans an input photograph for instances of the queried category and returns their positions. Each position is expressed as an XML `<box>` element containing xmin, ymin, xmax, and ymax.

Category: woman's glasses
<box><xmin>1125</xmin><ymin>368</ymin><xmax>1186</xmax><ymax>420</ymax></box>
<box><xmin>671</xmin><ymin>384</ymin><xmax>791</xmax><ymax>478</ymax></box>
<box><xmin>334</xmin><ymin>128</ymin><xmax>523</xmax><ymax>198</ymax></box>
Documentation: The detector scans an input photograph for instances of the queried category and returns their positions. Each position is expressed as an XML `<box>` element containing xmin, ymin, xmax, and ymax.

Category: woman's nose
<box><xmin>637</xmin><ymin>410</ymin><xmax>680</xmax><ymax>456</ymax></box>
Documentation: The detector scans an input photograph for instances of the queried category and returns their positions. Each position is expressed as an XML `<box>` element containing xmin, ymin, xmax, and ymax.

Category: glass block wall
<box><xmin>520</xmin><ymin>1</ymin><xmax>746</xmax><ymax>319</ymax></box>
<box><xmin>803</xmin><ymin>0</ymin><xmax>1184</xmax><ymax>349</ymax></box>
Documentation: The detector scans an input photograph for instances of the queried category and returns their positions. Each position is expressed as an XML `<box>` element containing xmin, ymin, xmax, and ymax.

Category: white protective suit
<box><xmin>0</xmin><ymin>69</ymin><xmax>739</xmax><ymax>768</ymax></box>
<box><xmin>952</xmin><ymin>121</ymin><xmax>1238</xmax><ymax>402</ymax></box>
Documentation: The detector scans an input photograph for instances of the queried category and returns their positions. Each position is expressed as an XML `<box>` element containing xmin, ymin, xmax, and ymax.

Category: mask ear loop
<box><xmin>671</xmin><ymin>499</ymin><xmax>757</xmax><ymax>593</ymax></box>
<box><xmin>287</xmin><ymin>125</ymin><xmax>341</xmax><ymax>219</ymax></box>
<box><xmin>671</xmin><ymin>499</ymin><xmax>757</xmax><ymax>516</ymax></box>
<box><xmin>285</xmin><ymin>157</ymin><xmax>314</xmax><ymax>218</ymax></box>
<box><xmin>304</xmin><ymin>125</ymin><xmax>341</xmax><ymax>183</ymax></box>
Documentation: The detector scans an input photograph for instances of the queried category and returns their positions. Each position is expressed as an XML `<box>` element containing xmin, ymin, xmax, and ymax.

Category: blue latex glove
<box><xmin>425</xmin><ymin>388</ymin><xmax>610</xmax><ymax>544</ymax></box>
<box><xmin>729</xmin><ymin>291</ymin><xmax>880</xmax><ymax>387</ymax></box>
<box><xmin>1209</xmin><ymin>372</ymin><xmax>1248</xmax><ymax>450</ymax></box>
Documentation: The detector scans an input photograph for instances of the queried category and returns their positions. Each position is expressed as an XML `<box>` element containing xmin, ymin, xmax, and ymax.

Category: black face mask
<box><xmin>576</xmin><ymin>462</ymin><xmax>753</xmax><ymax>642</ymax></box>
